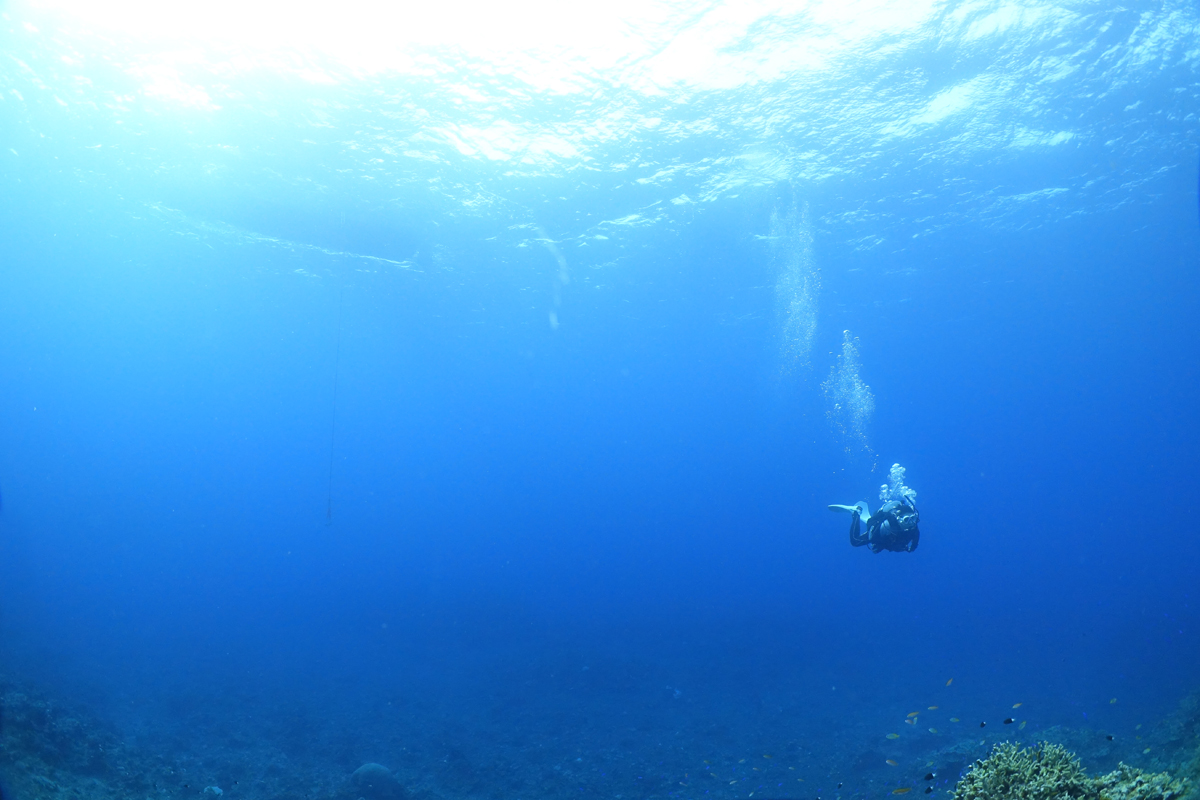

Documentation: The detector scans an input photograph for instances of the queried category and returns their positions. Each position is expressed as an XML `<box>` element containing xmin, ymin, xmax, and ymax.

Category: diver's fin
<box><xmin>828</xmin><ymin>502</ymin><xmax>871</xmax><ymax>518</ymax></box>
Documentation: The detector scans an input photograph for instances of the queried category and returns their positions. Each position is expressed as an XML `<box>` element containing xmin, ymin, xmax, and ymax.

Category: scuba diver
<box><xmin>829</xmin><ymin>464</ymin><xmax>920</xmax><ymax>553</ymax></box>
<box><xmin>829</xmin><ymin>497</ymin><xmax>920</xmax><ymax>552</ymax></box>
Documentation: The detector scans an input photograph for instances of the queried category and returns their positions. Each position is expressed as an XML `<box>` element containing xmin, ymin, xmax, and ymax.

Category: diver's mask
<box><xmin>893</xmin><ymin>504</ymin><xmax>919</xmax><ymax>532</ymax></box>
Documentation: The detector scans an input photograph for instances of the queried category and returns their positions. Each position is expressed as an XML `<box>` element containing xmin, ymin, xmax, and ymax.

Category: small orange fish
<box><xmin>929</xmin><ymin>728</ymin><xmax>938</xmax><ymax>733</ymax></box>
<box><xmin>1019</xmin><ymin>721</ymin><xmax>1027</xmax><ymax>730</ymax></box>
<box><xmin>1110</xmin><ymin>698</ymin><xmax>1118</xmax><ymax>704</ymax></box>
<box><xmin>904</xmin><ymin>718</ymin><xmax>915</xmax><ymax>725</ymax></box>
<box><xmin>928</xmin><ymin>706</ymin><xmax>938</xmax><ymax>710</ymax></box>
<box><xmin>887</xmin><ymin>734</ymin><xmax>900</xmax><ymax>739</ymax></box>
<box><xmin>907</xmin><ymin>712</ymin><xmax>920</xmax><ymax>717</ymax></box>
<box><xmin>946</xmin><ymin>679</ymin><xmax>953</xmax><ymax>686</ymax></box>
<box><xmin>763</xmin><ymin>754</ymin><xmax>772</xmax><ymax>759</ymax></box>
<box><xmin>886</xmin><ymin>760</ymin><xmax>898</xmax><ymax>766</ymax></box>
<box><xmin>1013</xmin><ymin>703</ymin><xmax>1022</xmax><ymax>708</ymax></box>
<box><xmin>950</xmin><ymin>718</ymin><xmax>960</xmax><ymax>722</ymax></box>
<box><xmin>893</xmin><ymin>789</ymin><xmax>912</xmax><ymax>795</ymax></box>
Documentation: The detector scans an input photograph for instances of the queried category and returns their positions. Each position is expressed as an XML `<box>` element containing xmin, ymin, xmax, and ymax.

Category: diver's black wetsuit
<box><xmin>849</xmin><ymin>498</ymin><xmax>920</xmax><ymax>553</ymax></box>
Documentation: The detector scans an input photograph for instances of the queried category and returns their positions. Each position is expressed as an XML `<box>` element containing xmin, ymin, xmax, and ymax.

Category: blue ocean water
<box><xmin>1</xmin><ymin>2</ymin><xmax>1199</xmax><ymax>799</ymax></box>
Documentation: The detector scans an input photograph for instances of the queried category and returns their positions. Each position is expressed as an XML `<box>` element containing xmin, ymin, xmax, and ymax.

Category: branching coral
<box><xmin>953</xmin><ymin>743</ymin><xmax>1191</xmax><ymax>800</ymax></box>
<box><xmin>953</xmin><ymin>742</ymin><xmax>1090</xmax><ymax>800</ymax></box>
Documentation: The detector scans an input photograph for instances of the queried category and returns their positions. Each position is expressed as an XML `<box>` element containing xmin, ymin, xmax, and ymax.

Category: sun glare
<box><xmin>18</xmin><ymin>0</ymin><xmax>660</xmax><ymax>72</ymax></box>
<box><xmin>13</xmin><ymin>0</ymin><xmax>941</xmax><ymax>93</ymax></box>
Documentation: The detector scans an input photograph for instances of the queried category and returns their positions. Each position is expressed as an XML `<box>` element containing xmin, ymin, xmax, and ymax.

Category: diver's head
<box><xmin>894</xmin><ymin>504</ymin><xmax>919</xmax><ymax>532</ymax></box>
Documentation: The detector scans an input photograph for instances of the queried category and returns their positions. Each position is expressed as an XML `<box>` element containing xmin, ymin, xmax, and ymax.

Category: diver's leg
<box><xmin>849</xmin><ymin>511</ymin><xmax>867</xmax><ymax>547</ymax></box>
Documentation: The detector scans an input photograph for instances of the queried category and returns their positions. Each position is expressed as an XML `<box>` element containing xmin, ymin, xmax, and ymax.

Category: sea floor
<box><xmin>2</xmin><ymin>664</ymin><xmax>1197</xmax><ymax>800</ymax></box>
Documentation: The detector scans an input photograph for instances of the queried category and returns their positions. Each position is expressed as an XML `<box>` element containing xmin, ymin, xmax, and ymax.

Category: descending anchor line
<box><xmin>326</xmin><ymin>274</ymin><xmax>345</xmax><ymax>525</ymax></box>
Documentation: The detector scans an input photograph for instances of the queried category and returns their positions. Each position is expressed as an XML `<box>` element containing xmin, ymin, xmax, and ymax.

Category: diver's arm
<box><xmin>903</xmin><ymin>497</ymin><xmax>919</xmax><ymax>551</ymax></box>
<box><xmin>907</xmin><ymin>527</ymin><xmax>920</xmax><ymax>552</ymax></box>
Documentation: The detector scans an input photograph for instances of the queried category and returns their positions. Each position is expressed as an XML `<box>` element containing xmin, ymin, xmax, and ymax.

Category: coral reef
<box><xmin>0</xmin><ymin>677</ymin><xmax>175</xmax><ymax>800</ymax></box>
<box><xmin>1159</xmin><ymin>690</ymin><xmax>1200</xmax><ymax>783</ymax></box>
<box><xmin>1093</xmin><ymin>764</ymin><xmax>1191</xmax><ymax>800</ymax></box>
<box><xmin>953</xmin><ymin>742</ymin><xmax>1192</xmax><ymax>800</ymax></box>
